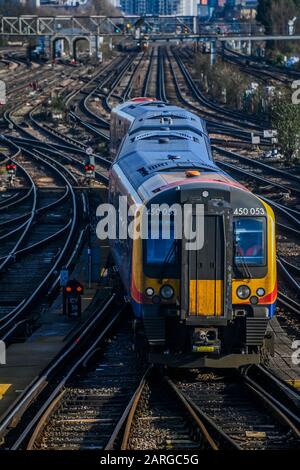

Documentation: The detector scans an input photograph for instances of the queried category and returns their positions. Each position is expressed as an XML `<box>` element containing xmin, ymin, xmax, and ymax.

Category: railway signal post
<box><xmin>6</xmin><ymin>161</ymin><xmax>16</xmax><ymax>186</ymax></box>
<box><xmin>64</xmin><ymin>279</ymin><xmax>84</xmax><ymax>318</ymax></box>
<box><xmin>84</xmin><ymin>154</ymin><xmax>95</xmax><ymax>184</ymax></box>
<box><xmin>60</xmin><ymin>267</ymin><xmax>69</xmax><ymax>316</ymax></box>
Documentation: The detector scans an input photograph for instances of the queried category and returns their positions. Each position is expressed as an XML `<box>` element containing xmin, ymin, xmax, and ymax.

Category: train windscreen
<box><xmin>234</xmin><ymin>218</ymin><xmax>266</xmax><ymax>267</ymax></box>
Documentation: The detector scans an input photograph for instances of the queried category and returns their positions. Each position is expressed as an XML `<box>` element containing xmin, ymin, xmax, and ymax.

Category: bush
<box><xmin>271</xmin><ymin>92</ymin><xmax>300</xmax><ymax>163</ymax></box>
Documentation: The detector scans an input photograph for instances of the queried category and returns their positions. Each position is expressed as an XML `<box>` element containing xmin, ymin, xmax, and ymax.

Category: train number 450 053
<box><xmin>234</xmin><ymin>207</ymin><xmax>265</xmax><ymax>216</ymax></box>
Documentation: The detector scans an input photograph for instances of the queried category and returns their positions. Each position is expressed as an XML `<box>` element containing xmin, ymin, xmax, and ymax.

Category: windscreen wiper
<box><xmin>233</xmin><ymin>240</ymin><xmax>252</xmax><ymax>279</ymax></box>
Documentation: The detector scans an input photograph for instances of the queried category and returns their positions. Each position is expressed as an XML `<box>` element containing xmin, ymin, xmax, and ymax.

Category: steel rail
<box><xmin>111</xmin><ymin>370</ymin><xmax>220</xmax><ymax>451</ymax></box>
<box><xmin>165</xmin><ymin>47</ymin><xmax>261</xmax><ymax>141</ymax></box>
<box><xmin>213</xmin><ymin>145</ymin><xmax>300</xmax><ymax>184</ymax></box>
<box><xmin>0</xmin><ymin>294</ymin><xmax>117</xmax><ymax>448</ymax></box>
<box><xmin>0</xmin><ymin>143</ymin><xmax>79</xmax><ymax>338</ymax></box>
<box><xmin>277</xmin><ymin>291</ymin><xmax>300</xmax><ymax>315</ymax></box>
<box><xmin>172</xmin><ymin>47</ymin><xmax>266</xmax><ymax>129</ymax></box>
<box><xmin>14</xmin><ymin>298</ymin><xmax>121</xmax><ymax>450</ymax></box>
<box><xmin>142</xmin><ymin>48</ymin><xmax>155</xmax><ymax>97</ymax></box>
<box><xmin>157</xmin><ymin>46</ymin><xmax>167</xmax><ymax>102</ymax></box>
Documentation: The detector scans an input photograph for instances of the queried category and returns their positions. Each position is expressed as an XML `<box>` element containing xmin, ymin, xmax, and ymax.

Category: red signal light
<box><xmin>6</xmin><ymin>163</ymin><xmax>16</xmax><ymax>171</ymax></box>
<box><xmin>90</xmin><ymin>165</ymin><xmax>94</xmax><ymax>171</ymax></box>
<box><xmin>65</xmin><ymin>286</ymin><xmax>72</xmax><ymax>293</ymax></box>
<box><xmin>76</xmin><ymin>286</ymin><xmax>83</xmax><ymax>293</ymax></box>
<box><xmin>85</xmin><ymin>165</ymin><xmax>89</xmax><ymax>171</ymax></box>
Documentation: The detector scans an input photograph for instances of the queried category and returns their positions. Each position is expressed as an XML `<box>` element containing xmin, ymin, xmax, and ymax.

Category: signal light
<box><xmin>6</xmin><ymin>163</ymin><xmax>16</xmax><ymax>173</ymax></box>
<box><xmin>65</xmin><ymin>281</ymin><xmax>84</xmax><ymax>295</ymax></box>
<box><xmin>115</xmin><ymin>23</ymin><xmax>123</xmax><ymax>33</ymax></box>
<box><xmin>84</xmin><ymin>164</ymin><xmax>95</xmax><ymax>177</ymax></box>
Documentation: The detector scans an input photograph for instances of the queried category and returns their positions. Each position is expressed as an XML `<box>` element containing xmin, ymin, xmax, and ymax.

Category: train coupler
<box><xmin>191</xmin><ymin>328</ymin><xmax>221</xmax><ymax>354</ymax></box>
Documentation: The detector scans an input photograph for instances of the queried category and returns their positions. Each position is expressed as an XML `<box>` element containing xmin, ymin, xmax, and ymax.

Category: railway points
<box><xmin>0</xmin><ymin>14</ymin><xmax>299</xmax><ymax>457</ymax></box>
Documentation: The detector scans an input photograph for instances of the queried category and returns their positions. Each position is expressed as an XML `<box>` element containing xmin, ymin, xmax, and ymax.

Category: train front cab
<box><xmin>131</xmin><ymin>183</ymin><xmax>276</xmax><ymax>369</ymax></box>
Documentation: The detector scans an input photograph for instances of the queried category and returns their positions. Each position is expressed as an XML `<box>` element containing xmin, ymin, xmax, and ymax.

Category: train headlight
<box><xmin>237</xmin><ymin>285</ymin><xmax>250</xmax><ymax>300</ymax></box>
<box><xmin>145</xmin><ymin>287</ymin><xmax>154</xmax><ymax>297</ymax></box>
<box><xmin>256</xmin><ymin>288</ymin><xmax>265</xmax><ymax>297</ymax></box>
<box><xmin>160</xmin><ymin>285</ymin><xmax>174</xmax><ymax>300</ymax></box>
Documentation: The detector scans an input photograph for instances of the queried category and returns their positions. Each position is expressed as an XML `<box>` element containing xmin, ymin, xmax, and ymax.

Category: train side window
<box><xmin>234</xmin><ymin>218</ymin><xmax>266</xmax><ymax>267</ymax></box>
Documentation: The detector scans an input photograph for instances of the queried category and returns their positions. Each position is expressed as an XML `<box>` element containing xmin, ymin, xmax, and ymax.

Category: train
<box><xmin>108</xmin><ymin>98</ymin><xmax>277</xmax><ymax>368</ymax></box>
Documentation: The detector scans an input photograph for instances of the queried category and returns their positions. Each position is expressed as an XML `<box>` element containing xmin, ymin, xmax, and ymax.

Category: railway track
<box><xmin>25</xmin><ymin>322</ymin><xmax>143</xmax><ymax>450</ymax></box>
<box><xmin>5</xmin><ymin>336</ymin><xmax>299</xmax><ymax>451</ymax></box>
<box><xmin>88</xmin><ymin>365</ymin><xmax>300</xmax><ymax>451</ymax></box>
<box><xmin>221</xmin><ymin>48</ymin><xmax>291</xmax><ymax>85</ymax></box>
<box><xmin>0</xmin><ymin>294</ymin><xmax>127</xmax><ymax>449</ymax></box>
<box><xmin>157</xmin><ymin>47</ymin><xmax>167</xmax><ymax>102</ymax></box>
<box><xmin>224</xmin><ymin>47</ymin><xmax>300</xmax><ymax>80</ymax></box>
<box><xmin>64</xmin><ymin>55</ymin><xmax>129</xmax><ymax>140</ymax></box>
<box><xmin>17</xmin><ymin>54</ymin><xmax>139</xmax><ymax>157</ymax></box>
<box><xmin>0</xmin><ymin>46</ymin><xmax>299</xmax><ymax>454</ymax></box>
<box><xmin>142</xmin><ymin>48</ymin><xmax>155</xmax><ymax>97</ymax></box>
<box><xmin>172</xmin><ymin>47</ymin><xmax>266</xmax><ymax>131</ymax></box>
<box><xmin>108</xmin><ymin>369</ymin><xmax>218</xmax><ymax>450</ymax></box>
<box><xmin>181</xmin><ymin>45</ymin><xmax>290</xmax><ymax>87</ymax></box>
<box><xmin>164</xmin><ymin>47</ymin><xmax>268</xmax><ymax>144</ymax></box>
<box><xmin>0</xmin><ymin>141</ymin><xmax>82</xmax><ymax>341</ymax></box>
<box><xmin>170</xmin><ymin>367</ymin><xmax>300</xmax><ymax>450</ymax></box>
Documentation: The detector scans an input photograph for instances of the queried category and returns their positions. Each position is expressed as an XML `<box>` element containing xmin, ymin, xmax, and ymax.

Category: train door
<box><xmin>180</xmin><ymin>191</ymin><xmax>232</xmax><ymax>322</ymax></box>
<box><xmin>186</xmin><ymin>215</ymin><xmax>224</xmax><ymax>317</ymax></box>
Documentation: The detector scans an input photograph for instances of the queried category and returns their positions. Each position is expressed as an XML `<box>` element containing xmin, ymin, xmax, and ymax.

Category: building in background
<box><xmin>239</xmin><ymin>0</ymin><xmax>258</xmax><ymax>20</ymax></box>
<box><xmin>19</xmin><ymin>0</ymin><xmax>41</xmax><ymax>6</ymax></box>
<box><xmin>159</xmin><ymin>0</ymin><xmax>181</xmax><ymax>15</ymax></box>
<box><xmin>179</xmin><ymin>0</ymin><xmax>198</xmax><ymax>16</ymax></box>
<box><xmin>119</xmin><ymin>0</ymin><xmax>133</xmax><ymax>14</ymax></box>
<box><xmin>108</xmin><ymin>0</ymin><xmax>121</xmax><ymax>7</ymax></box>
<box><xmin>197</xmin><ymin>0</ymin><xmax>210</xmax><ymax>18</ymax></box>
<box><xmin>120</xmin><ymin>0</ymin><xmax>181</xmax><ymax>15</ymax></box>
<box><xmin>16</xmin><ymin>0</ymin><xmax>258</xmax><ymax>18</ymax></box>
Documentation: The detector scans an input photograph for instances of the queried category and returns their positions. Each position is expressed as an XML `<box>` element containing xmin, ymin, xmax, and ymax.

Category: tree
<box><xmin>271</xmin><ymin>93</ymin><xmax>300</xmax><ymax>164</ymax></box>
<box><xmin>257</xmin><ymin>0</ymin><xmax>300</xmax><ymax>35</ymax></box>
<box><xmin>82</xmin><ymin>0</ymin><xmax>119</xmax><ymax>15</ymax></box>
<box><xmin>0</xmin><ymin>0</ymin><xmax>36</xmax><ymax>15</ymax></box>
<box><xmin>256</xmin><ymin>0</ymin><xmax>273</xmax><ymax>33</ymax></box>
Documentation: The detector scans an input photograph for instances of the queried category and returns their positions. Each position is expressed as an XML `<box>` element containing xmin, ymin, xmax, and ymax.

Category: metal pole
<box><xmin>88</xmin><ymin>223</ymin><xmax>92</xmax><ymax>289</ymax></box>
<box><xmin>95</xmin><ymin>34</ymin><xmax>98</xmax><ymax>59</ymax></box>
<box><xmin>63</xmin><ymin>289</ymin><xmax>66</xmax><ymax>315</ymax></box>
<box><xmin>221</xmin><ymin>41</ymin><xmax>225</xmax><ymax>61</ymax></box>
